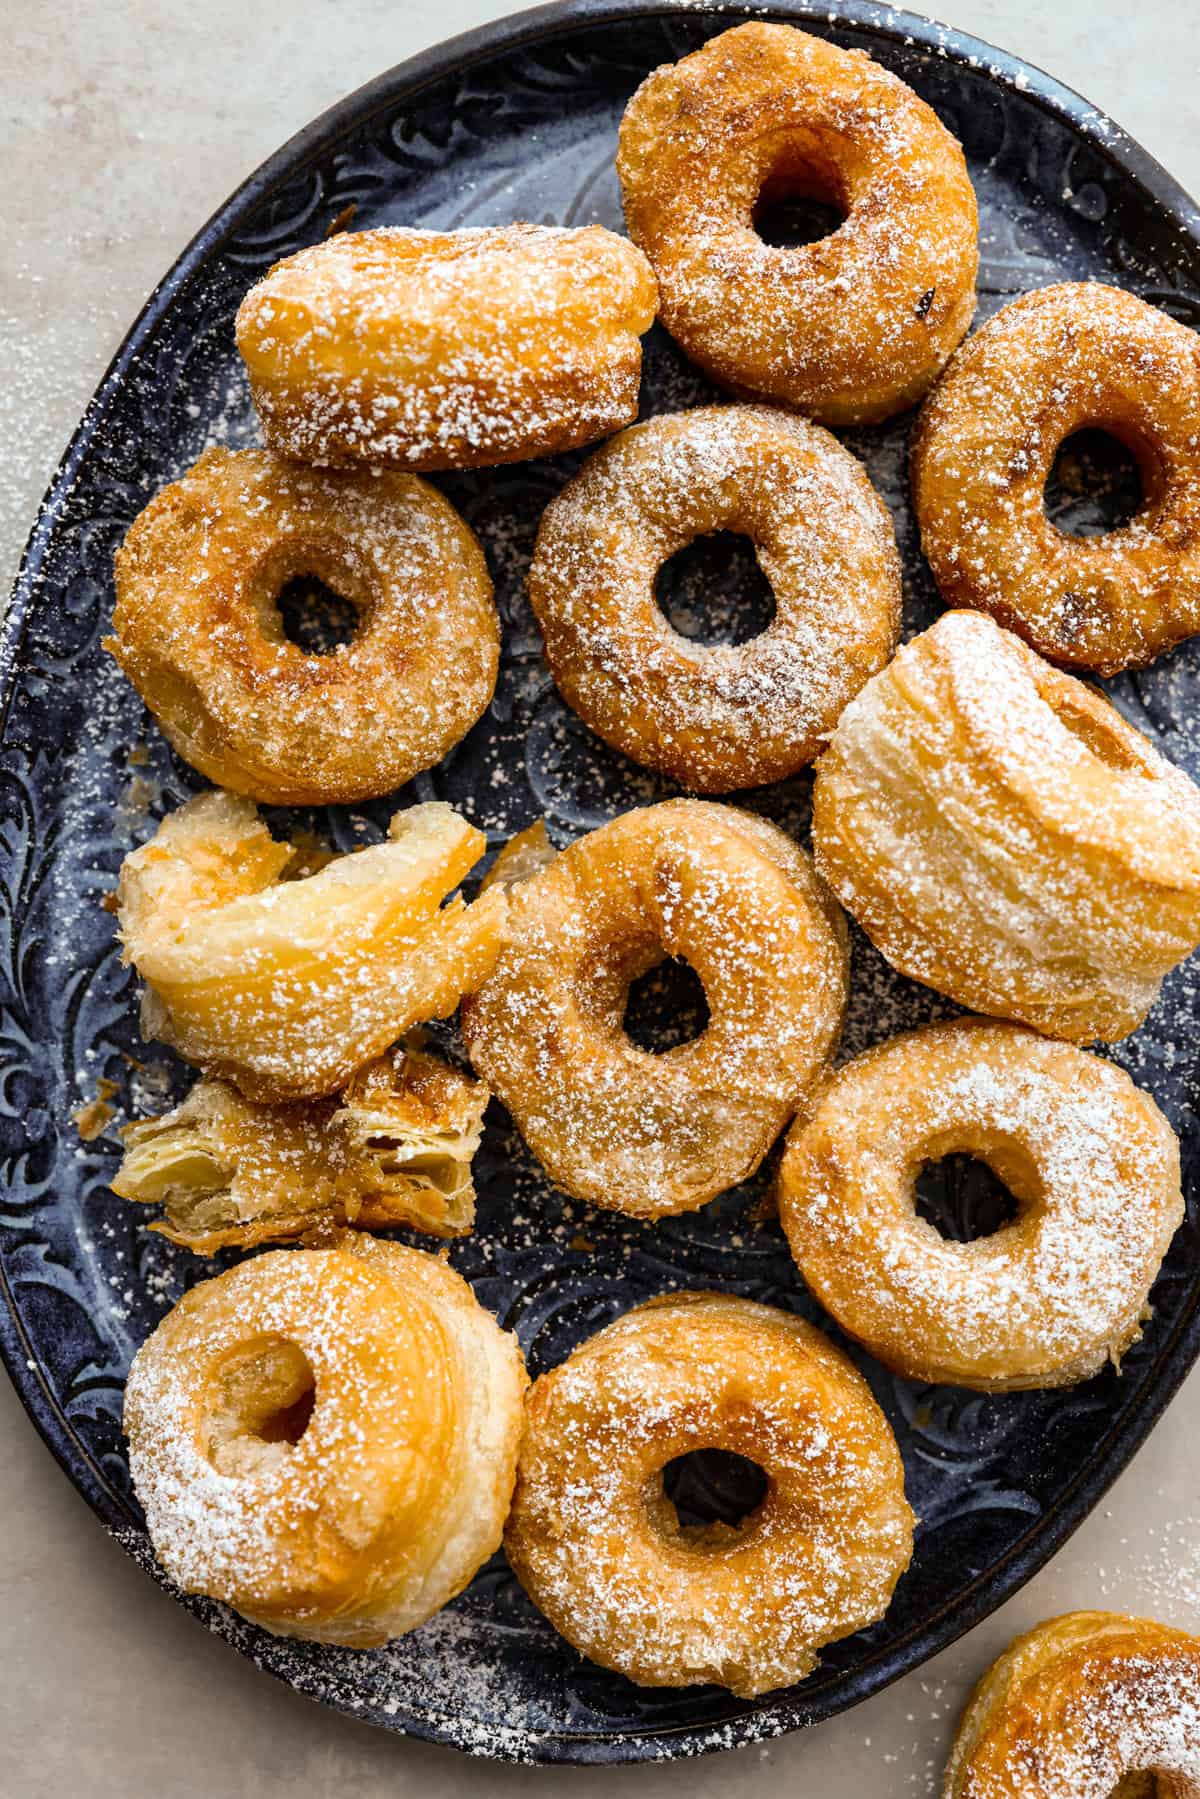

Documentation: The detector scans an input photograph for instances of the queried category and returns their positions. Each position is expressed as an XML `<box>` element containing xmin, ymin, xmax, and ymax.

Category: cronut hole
<box><xmin>659</xmin><ymin>1448</ymin><xmax>769</xmax><ymax>1537</ymax></box>
<box><xmin>655</xmin><ymin>530</ymin><xmax>777</xmax><ymax>647</ymax></box>
<box><xmin>752</xmin><ymin>152</ymin><xmax>848</xmax><ymax>249</ymax></box>
<box><xmin>1110</xmin><ymin>1774</ymin><xmax>1183</xmax><ymax>1799</ymax></box>
<box><xmin>914</xmin><ymin>1153</ymin><xmax>1021</xmax><ymax>1244</ymax></box>
<box><xmin>275</xmin><ymin>572</ymin><xmax>359</xmax><ymax>654</ymax></box>
<box><xmin>622</xmin><ymin>955</ymin><xmax>711</xmax><ymax>1053</ymax></box>
<box><xmin>204</xmin><ymin>1338</ymin><xmax>316</xmax><ymax>1477</ymax></box>
<box><xmin>1043</xmin><ymin>428</ymin><xmax>1146</xmax><ymax>537</ymax></box>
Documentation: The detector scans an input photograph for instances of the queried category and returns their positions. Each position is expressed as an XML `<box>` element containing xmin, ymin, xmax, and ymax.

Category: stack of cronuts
<box><xmin>103</xmin><ymin>21</ymin><xmax>1200</xmax><ymax>1786</ymax></box>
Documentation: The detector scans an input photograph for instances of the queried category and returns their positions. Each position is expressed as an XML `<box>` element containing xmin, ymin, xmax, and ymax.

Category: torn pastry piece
<box><xmin>479</xmin><ymin>818</ymin><xmax>557</xmax><ymax>893</ymax></box>
<box><xmin>115</xmin><ymin>791</ymin><xmax>506</xmax><ymax>1101</ymax></box>
<box><xmin>340</xmin><ymin>1041</ymin><xmax>489</xmax><ymax>1238</ymax></box>
<box><xmin>111</xmin><ymin>1040</ymin><xmax>489</xmax><ymax>1251</ymax></box>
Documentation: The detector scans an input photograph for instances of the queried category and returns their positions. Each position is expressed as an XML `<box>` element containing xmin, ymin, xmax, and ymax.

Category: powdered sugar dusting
<box><xmin>236</xmin><ymin>223</ymin><xmax>657</xmax><ymax>470</ymax></box>
<box><xmin>505</xmin><ymin>1293</ymin><xmax>913</xmax><ymax>1697</ymax></box>
<box><xmin>782</xmin><ymin>1020</ymin><xmax>1183</xmax><ymax>1389</ymax></box>
<box><xmin>125</xmin><ymin>1238</ymin><xmax>524</xmax><ymax>1647</ymax></box>
<box><xmin>528</xmin><ymin>404</ymin><xmax>901</xmax><ymax>791</ymax></box>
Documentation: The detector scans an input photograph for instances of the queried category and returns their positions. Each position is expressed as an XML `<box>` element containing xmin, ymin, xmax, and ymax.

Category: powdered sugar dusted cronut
<box><xmin>111</xmin><ymin>1039</ymin><xmax>489</xmax><ymax>1251</ymax></box>
<box><xmin>504</xmin><ymin>1291</ymin><xmax>914</xmax><ymax>1696</ymax></box>
<box><xmin>617</xmin><ymin>22</ymin><xmax>978</xmax><ymax>426</ymax></box>
<box><xmin>235</xmin><ymin>223</ymin><xmax>658</xmax><ymax>470</ymax></box>
<box><xmin>460</xmin><ymin>800</ymin><xmax>848</xmax><ymax>1219</ymax></box>
<box><xmin>912</xmin><ymin>283</ymin><xmax>1200</xmax><ymax>675</ymax></box>
<box><xmin>108</xmin><ymin>446</ymin><xmax>499</xmax><ymax>805</ymax></box>
<box><xmin>811</xmin><ymin>610</ymin><xmax>1200</xmax><ymax>1042</ymax></box>
<box><xmin>124</xmin><ymin>1236</ymin><xmax>526</xmax><ymax>1646</ymax></box>
<box><xmin>944</xmin><ymin>1612</ymin><xmax>1200</xmax><ymax>1797</ymax></box>
<box><xmin>115</xmin><ymin>791</ymin><xmax>506</xmax><ymax>1102</ymax></box>
<box><xmin>526</xmin><ymin>405</ymin><xmax>902</xmax><ymax>792</ymax></box>
<box><xmin>777</xmin><ymin>1019</ymin><xmax>1183</xmax><ymax>1392</ymax></box>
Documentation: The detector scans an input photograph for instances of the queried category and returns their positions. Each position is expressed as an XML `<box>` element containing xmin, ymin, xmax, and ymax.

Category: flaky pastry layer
<box><xmin>945</xmin><ymin>1612</ymin><xmax>1200</xmax><ymax>1797</ymax></box>
<box><xmin>813</xmin><ymin>609</ymin><xmax>1200</xmax><ymax>1042</ymax></box>
<box><xmin>124</xmin><ymin>1236</ymin><xmax>526</xmax><ymax>1645</ymax></box>
<box><xmin>116</xmin><ymin>791</ymin><xmax>505</xmax><ymax>1100</ymax></box>
<box><xmin>113</xmin><ymin>1039</ymin><xmax>489</xmax><ymax>1250</ymax></box>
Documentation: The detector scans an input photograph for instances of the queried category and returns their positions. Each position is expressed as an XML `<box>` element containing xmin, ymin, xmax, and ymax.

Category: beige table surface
<box><xmin>3</xmin><ymin>2</ymin><xmax>1200</xmax><ymax>1793</ymax></box>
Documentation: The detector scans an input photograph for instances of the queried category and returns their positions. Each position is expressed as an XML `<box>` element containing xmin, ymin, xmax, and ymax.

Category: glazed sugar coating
<box><xmin>944</xmin><ymin>1612</ymin><xmax>1200</xmax><ymax>1797</ymax></box>
<box><xmin>124</xmin><ymin>1236</ymin><xmax>526</xmax><ymax>1646</ymax></box>
<box><xmin>617</xmin><ymin>21</ymin><xmax>978</xmax><ymax>425</ymax></box>
<box><xmin>913</xmin><ymin>283</ymin><xmax>1200</xmax><ymax>675</ymax></box>
<box><xmin>812</xmin><ymin>610</ymin><xmax>1200</xmax><ymax>1042</ymax></box>
<box><xmin>527</xmin><ymin>405</ymin><xmax>902</xmax><ymax>792</ymax></box>
<box><xmin>116</xmin><ymin>791</ymin><xmax>506</xmax><ymax>1101</ymax></box>
<box><xmin>235</xmin><ymin>223</ymin><xmax>658</xmax><ymax>470</ymax></box>
<box><xmin>460</xmin><ymin>800</ymin><xmax>848</xmax><ymax>1219</ymax></box>
<box><xmin>108</xmin><ymin>446</ymin><xmax>498</xmax><ymax>805</ymax></box>
<box><xmin>778</xmin><ymin>1019</ymin><xmax>1183</xmax><ymax>1392</ymax></box>
<box><xmin>505</xmin><ymin>1291</ymin><xmax>913</xmax><ymax>1696</ymax></box>
<box><xmin>112</xmin><ymin>1039</ymin><xmax>490</xmax><ymax>1252</ymax></box>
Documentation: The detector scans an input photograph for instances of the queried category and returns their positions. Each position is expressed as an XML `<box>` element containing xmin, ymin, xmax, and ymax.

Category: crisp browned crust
<box><xmin>109</xmin><ymin>445</ymin><xmax>498</xmax><ymax>805</ymax></box>
<box><xmin>527</xmin><ymin>405</ymin><xmax>902</xmax><ymax>792</ymax></box>
<box><xmin>618</xmin><ymin>22</ymin><xmax>977</xmax><ymax>425</ymax></box>
<box><xmin>235</xmin><ymin>223</ymin><xmax>658</xmax><ymax>470</ymax></box>
<box><xmin>116</xmin><ymin>791</ymin><xmax>506</xmax><ymax>1100</ymax></box>
<box><xmin>113</xmin><ymin>1041</ymin><xmax>490</xmax><ymax>1251</ymax></box>
<box><xmin>913</xmin><ymin>283</ymin><xmax>1200</xmax><ymax>675</ymax></box>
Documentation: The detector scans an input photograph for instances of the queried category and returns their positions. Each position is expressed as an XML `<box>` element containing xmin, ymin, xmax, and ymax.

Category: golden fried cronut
<box><xmin>617</xmin><ymin>22</ymin><xmax>977</xmax><ymax>424</ymax></box>
<box><xmin>913</xmin><ymin>282</ymin><xmax>1200</xmax><ymax>676</ymax></box>
<box><xmin>108</xmin><ymin>447</ymin><xmax>499</xmax><ymax>805</ymax></box>
<box><xmin>813</xmin><ymin>610</ymin><xmax>1200</xmax><ymax>1043</ymax></box>
<box><xmin>235</xmin><ymin>223</ymin><xmax>658</xmax><ymax>471</ymax></box>
<box><xmin>124</xmin><ymin>1236</ymin><xmax>526</xmax><ymax>1646</ymax></box>
<box><xmin>778</xmin><ymin>1019</ymin><xmax>1182</xmax><ymax>1392</ymax></box>
<box><xmin>462</xmin><ymin>800</ymin><xmax>848</xmax><ymax>1218</ymax></box>
<box><xmin>944</xmin><ymin>1612</ymin><xmax>1200</xmax><ymax>1797</ymax></box>
<box><xmin>112</xmin><ymin>1039</ymin><xmax>489</xmax><ymax>1251</ymax></box>
<box><xmin>505</xmin><ymin>1292</ymin><xmax>914</xmax><ymax>1695</ymax></box>
<box><xmin>527</xmin><ymin>405</ymin><xmax>901</xmax><ymax>792</ymax></box>
<box><xmin>115</xmin><ymin>791</ymin><xmax>505</xmax><ymax>1101</ymax></box>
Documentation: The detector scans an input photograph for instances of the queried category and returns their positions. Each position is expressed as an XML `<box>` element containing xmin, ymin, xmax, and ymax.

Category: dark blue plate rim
<box><xmin>3</xmin><ymin>0</ymin><xmax>1199</xmax><ymax>1763</ymax></box>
